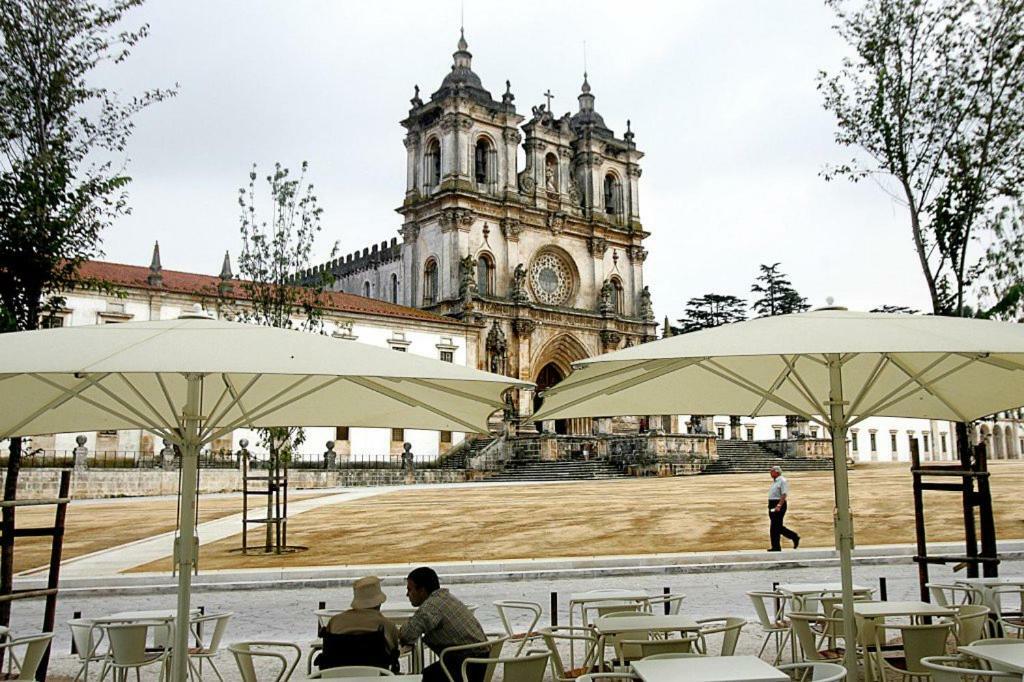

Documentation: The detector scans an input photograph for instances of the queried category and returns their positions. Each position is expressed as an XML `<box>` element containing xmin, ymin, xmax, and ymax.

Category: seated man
<box><xmin>317</xmin><ymin>575</ymin><xmax>400</xmax><ymax>672</ymax></box>
<box><xmin>399</xmin><ymin>566</ymin><xmax>488</xmax><ymax>682</ymax></box>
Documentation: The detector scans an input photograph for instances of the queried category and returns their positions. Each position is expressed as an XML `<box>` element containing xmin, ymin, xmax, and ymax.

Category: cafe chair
<box><xmin>493</xmin><ymin>600</ymin><xmax>543</xmax><ymax>654</ymax></box>
<box><xmin>777</xmin><ymin>661</ymin><xmax>847</xmax><ymax>681</ymax></box>
<box><xmin>460</xmin><ymin>651</ymin><xmax>549</xmax><ymax>682</ymax></box>
<box><xmin>748</xmin><ymin>590</ymin><xmax>793</xmax><ymax>664</ymax></box>
<box><xmin>0</xmin><ymin>632</ymin><xmax>54</xmax><ymax>681</ymax></box>
<box><xmin>439</xmin><ymin>635</ymin><xmax>507</xmax><ymax>682</ymax></box>
<box><xmin>873</xmin><ymin>621</ymin><xmax>955</xmax><ymax>682</ymax></box>
<box><xmin>229</xmin><ymin>641</ymin><xmax>301</xmax><ymax>682</ymax></box>
<box><xmin>947</xmin><ymin>604</ymin><xmax>990</xmax><ymax>645</ymax></box>
<box><xmin>576</xmin><ymin>674</ymin><xmax>639</xmax><ymax>682</ymax></box>
<box><xmin>97</xmin><ymin>620</ymin><xmax>173</xmax><ymax>682</ymax></box>
<box><xmin>990</xmin><ymin>586</ymin><xmax>1024</xmax><ymax>638</ymax></box>
<box><xmin>641</xmin><ymin>652</ymin><xmax>704</xmax><ymax>660</ymax></box>
<box><xmin>926</xmin><ymin>583</ymin><xmax>982</xmax><ymax>608</ymax></box>
<box><xmin>643</xmin><ymin>593</ymin><xmax>686</xmax><ymax>616</ymax></box>
<box><xmin>617</xmin><ymin>634</ymin><xmax>700</xmax><ymax>663</ymax></box>
<box><xmin>788</xmin><ymin>613</ymin><xmax>845</xmax><ymax>663</ymax></box>
<box><xmin>537</xmin><ymin>626</ymin><xmax>601</xmax><ymax>682</ymax></box>
<box><xmin>920</xmin><ymin>655</ymin><xmax>1018</xmax><ymax>682</ymax></box>
<box><xmin>187</xmin><ymin>611</ymin><xmax>233</xmax><ymax>681</ymax></box>
<box><xmin>695</xmin><ymin>616</ymin><xmax>746</xmax><ymax>656</ymax></box>
<box><xmin>308</xmin><ymin>666</ymin><xmax>394</xmax><ymax>678</ymax></box>
<box><xmin>68</xmin><ymin>618</ymin><xmax>107</xmax><ymax>682</ymax></box>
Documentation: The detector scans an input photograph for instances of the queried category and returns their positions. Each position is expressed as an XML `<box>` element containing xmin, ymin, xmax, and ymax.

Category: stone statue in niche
<box><xmin>486</xmin><ymin>320</ymin><xmax>508</xmax><ymax>375</ymax></box>
<box><xmin>510</xmin><ymin>264</ymin><xmax>530</xmax><ymax>304</ymax></box>
<box><xmin>639</xmin><ymin>286</ymin><xmax>655</xmax><ymax>322</ymax></box>
<box><xmin>599</xmin><ymin>279</ymin><xmax>615</xmax><ymax>315</ymax></box>
<box><xmin>458</xmin><ymin>254</ymin><xmax>476</xmax><ymax>305</ymax></box>
<box><xmin>568</xmin><ymin>176</ymin><xmax>581</xmax><ymax>206</ymax></box>
<box><xmin>545</xmin><ymin>165</ymin><xmax>557</xmax><ymax>192</ymax></box>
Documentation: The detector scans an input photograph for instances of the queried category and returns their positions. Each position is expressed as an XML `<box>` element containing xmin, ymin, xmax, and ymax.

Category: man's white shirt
<box><xmin>768</xmin><ymin>476</ymin><xmax>789</xmax><ymax>500</ymax></box>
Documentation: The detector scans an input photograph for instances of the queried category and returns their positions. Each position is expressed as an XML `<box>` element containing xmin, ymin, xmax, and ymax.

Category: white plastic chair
<box><xmin>493</xmin><ymin>600</ymin><xmax>543</xmax><ymax>654</ymax></box>
<box><xmin>641</xmin><ymin>652</ymin><xmax>704</xmax><ymax>660</ymax></box>
<box><xmin>68</xmin><ymin>618</ymin><xmax>107</xmax><ymax>682</ymax></box>
<box><xmin>308</xmin><ymin>665</ymin><xmax>395</xmax><ymax>678</ymax></box>
<box><xmin>575</xmin><ymin>674</ymin><xmax>639</xmax><ymax>682</ymax></box>
<box><xmin>921</xmin><ymin>655</ymin><xmax>1018</xmax><ymax>682</ymax></box>
<box><xmin>439</xmin><ymin>635</ymin><xmax>507</xmax><ymax>682</ymax></box>
<box><xmin>748</xmin><ymin>590</ymin><xmax>792</xmax><ymax>664</ymax></box>
<box><xmin>777</xmin><ymin>661</ymin><xmax>847</xmax><ymax>681</ymax></box>
<box><xmin>537</xmin><ymin>626</ymin><xmax>601</xmax><ymax>682</ymax></box>
<box><xmin>97</xmin><ymin>620</ymin><xmax>173</xmax><ymax>682</ymax></box>
<box><xmin>460</xmin><ymin>651</ymin><xmax>549</xmax><ymax>682</ymax></box>
<box><xmin>991</xmin><ymin>585</ymin><xmax>1024</xmax><ymax>637</ymax></box>
<box><xmin>0</xmin><ymin>632</ymin><xmax>55</xmax><ymax>681</ymax></box>
<box><xmin>927</xmin><ymin>583</ymin><xmax>982</xmax><ymax>608</ymax></box>
<box><xmin>229</xmin><ymin>641</ymin><xmax>301</xmax><ymax>682</ymax></box>
<box><xmin>643</xmin><ymin>593</ymin><xmax>686</xmax><ymax>616</ymax></box>
<box><xmin>187</xmin><ymin>611</ymin><xmax>233</xmax><ymax>681</ymax></box>
<box><xmin>695</xmin><ymin>616</ymin><xmax>745</xmax><ymax>656</ymax></box>
<box><xmin>948</xmin><ymin>604</ymin><xmax>991</xmax><ymax>645</ymax></box>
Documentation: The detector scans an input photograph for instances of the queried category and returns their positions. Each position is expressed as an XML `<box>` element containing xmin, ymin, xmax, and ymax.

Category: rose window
<box><xmin>529</xmin><ymin>252</ymin><xmax>573</xmax><ymax>305</ymax></box>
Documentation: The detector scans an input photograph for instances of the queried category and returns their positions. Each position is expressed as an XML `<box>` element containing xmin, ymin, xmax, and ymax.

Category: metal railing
<box><xmin>3</xmin><ymin>449</ymin><xmax>442</xmax><ymax>470</ymax></box>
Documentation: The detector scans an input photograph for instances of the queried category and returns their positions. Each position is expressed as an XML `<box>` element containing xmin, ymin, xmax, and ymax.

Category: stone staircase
<box><xmin>438</xmin><ymin>437</ymin><xmax>494</xmax><ymax>470</ymax></box>
<box><xmin>483</xmin><ymin>455</ymin><xmax>627</xmax><ymax>482</ymax></box>
<box><xmin>703</xmin><ymin>440</ymin><xmax>833</xmax><ymax>475</ymax></box>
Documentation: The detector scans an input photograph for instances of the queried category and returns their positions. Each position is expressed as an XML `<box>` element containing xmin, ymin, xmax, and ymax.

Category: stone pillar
<box><xmin>335</xmin><ymin>427</ymin><xmax>352</xmax><ymax>464</ymax></box>
<box><xmin>729</xmin><ymin>416</ymin><xmax>742</xmax><ymax>440</ymax></box>
<box><xmin>595</xmin><ymin>418</ymin><xmax>613</xmax><ymax>435</ymax></box>
<box><xmin>389</xmin><ymin>429</ymin><xmax>405</xmax><ymax>463</ymax></box>
<box><xmin>72</xmin><ymin>435</ymin><xmax>89</xmax><ymax>470</ymax></box>
<box><xmin>323</xmin><ymin>441</ymin><xmax>337</xmax><ymax>469</ymax></box>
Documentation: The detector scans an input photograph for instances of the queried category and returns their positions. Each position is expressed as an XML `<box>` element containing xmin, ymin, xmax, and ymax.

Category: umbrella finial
<box><xmin>826</xmin><ymin>296</ymin><xmax>834</xmax><ymax>306</ymax></box>
<box><xmin>178</xmin><ymin>303</ymin><xmax>212</xmax><ymax>320</ymax></box>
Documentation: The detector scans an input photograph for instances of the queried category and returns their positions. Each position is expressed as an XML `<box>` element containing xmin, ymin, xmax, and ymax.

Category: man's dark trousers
<box><xmin>423</xmin><ymin>649</ymin><xmax>487</xmax><ymax>682</ymax></box>
<box><xmin>768</xmin><ymin>500</ymin><xmax>798</xmax><ymax>550</ymax></box>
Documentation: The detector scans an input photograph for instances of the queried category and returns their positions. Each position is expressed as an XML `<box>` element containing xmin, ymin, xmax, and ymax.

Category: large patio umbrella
<box><xmin>0</xmin><ymin>312</ymin><xmax>529</xmax><ymax>682</ymax></box>
<box><xmin>533</xmin><ymin>307</ymin><xmax>1024</xmax><ymax>679</ymax></box>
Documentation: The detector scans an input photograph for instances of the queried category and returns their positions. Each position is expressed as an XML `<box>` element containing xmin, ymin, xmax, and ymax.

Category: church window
<box><xmin>423</xmin><ymin>259</ymin><xmax>438</xmax><ymax>305</ymax></box>
<box><xmin>362</xmin><ymin>281</ymin><xmax>371</xmax><ymax>297</ymax></box>
<box><xmin>603</xmin><ymin>173</ymin><xmax>620</xmax><ymax>214</ymax></box>
<box><xmin>425</xmin><ymin>138</ymin><xmax>441</xmax><ymax>188</ymax></box>
<box><xmin>609</xmin><ymin>276</ymin><xmax>624</xmax><ymax>313</ymax></box>
<box><xmin>390</xmin><ymin>274</ymin><xmax>399</xmax><ymax>304</ymax></box>
<box><xmin>477</xmin><ymin>253</ymin><xmax>494</xmax><ymax>296</ymax></box>
<box><xmin>474</xmin><ymin>138</ymin><xmax>491</xmax><ymax>185</ymax></box>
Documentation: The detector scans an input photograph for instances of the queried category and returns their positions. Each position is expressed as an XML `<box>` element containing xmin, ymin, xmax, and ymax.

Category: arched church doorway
<box><xmin>535</xmin><ymin>362</ymin><xmax>568</xmax><ymax>434</ymax></box>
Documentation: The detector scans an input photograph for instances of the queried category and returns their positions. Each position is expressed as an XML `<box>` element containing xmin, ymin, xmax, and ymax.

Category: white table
<box><xmin>959</xmin><ymin>642</ymin><xmax>1024</xmax><ymax>674</ymax></box>
<box><xmin>633</xmin><ymin>655</ymin><xmax>789</xmax><ymax>682</ymax></box>
<box><xmin>777</xmin><ymin>582</ymin><xmax>873</xmax><ymax>611</ymax></box>
<box><xmin>568</xmin><ymin>589</ymin><xmax>650</xmax><ymax>667</ymax></box>
<box><xmin>326</xmin><ymin>677</ymin><xmax>421</xmax><ymax>682</ymax></box>
<box><xmin>955</xmin><ymin>576</ymin><xmax>1024</xmax><ymax>611</ymax></box>
<box><xmin>594</xmin><ymin>614</ymin><xmax>700</xmax><ymax>635</ymax></box>
<box><xmin>852</xmin><ymin>600</ymin><xmax>955</xmax><ymax>619</ymax></box>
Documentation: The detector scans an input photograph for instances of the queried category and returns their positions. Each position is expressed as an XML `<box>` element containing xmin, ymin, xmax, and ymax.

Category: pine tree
<box><xmin>677</xmin><ymin>294</ymin><xmax>747</xmax><ymax>333</ymax></box>
<box><xmin>751</xmin><ymin>263</ymin><xmax>809</xmax><ymax>317</ymax></box>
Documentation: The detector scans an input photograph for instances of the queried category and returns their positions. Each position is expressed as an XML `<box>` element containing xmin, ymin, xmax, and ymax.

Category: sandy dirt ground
<box><xmin>12</xmin><ymin>490</ymin><xmax>327</xmax><ymax>572</ymax></box>
<box><xmin>130</xmin><ymin>462</ymin><xmax>1024</xmax><ymax>572</ymax></box>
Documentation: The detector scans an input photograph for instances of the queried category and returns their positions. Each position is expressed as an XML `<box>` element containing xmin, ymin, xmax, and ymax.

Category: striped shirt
<box><xmin>398</xmin><ymin>588</ymin><xmax>486</xmax><ymax>655</ymax></box>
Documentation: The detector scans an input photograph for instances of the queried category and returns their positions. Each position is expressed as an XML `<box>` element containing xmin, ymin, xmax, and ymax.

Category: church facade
<box><xmin>297</xmin><ymin>32</ymin><xmax>657</xmax><ymax>432</ymax></box>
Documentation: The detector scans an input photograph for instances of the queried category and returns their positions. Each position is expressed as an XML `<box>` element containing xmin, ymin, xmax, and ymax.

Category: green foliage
<box><xmin>819</xmin><ymin>0</ymin><xmax>1024</xmax><ymax>316</ymax></box>
<box><xmin>751</xmin><ymin>263</ymin><xmax>810</xmax><ymax>317</ymax></box>
<box><xmin>0</xmin><ymin>0</ymin><xmax>176</xmax><ymax>333</ymax></box>
<box><xmin>677</xmin><ymin>293</ymin><xmax>747</xmax><ymax>333</ymax></box>
<box><xmin>233</xmin><ymin>161</ymin><xmax>338</xmax><ymax>458</ymax></box>
<box><xmin>869</xmin><ymin>304</ymin><xmax>921</xmax><ymax>314</ymax></box>
<box><xmin>978</xmin><ymin>200</ymin><xmax>1024</xmax><ymax>320</ymax></box>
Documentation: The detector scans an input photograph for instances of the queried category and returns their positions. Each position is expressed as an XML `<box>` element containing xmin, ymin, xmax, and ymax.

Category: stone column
<box><xmin>729</xmin><ymin>416</ymin><xmax>742</xmax><ymax>440</ymax></box>
<box><xmin>389</xmin><ymin>429</ymin><xmax>405</xmax><ymax>463</ymax></box>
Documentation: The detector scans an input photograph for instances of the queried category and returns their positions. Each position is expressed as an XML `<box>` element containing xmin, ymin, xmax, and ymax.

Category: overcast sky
<box><xmin>95</xmin><ymin>0</ymin><xmax>938</xmax><ymax>320</ymax></box>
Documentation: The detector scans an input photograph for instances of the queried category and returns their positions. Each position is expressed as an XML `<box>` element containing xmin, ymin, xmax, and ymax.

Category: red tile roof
<box><xmin>74</xmin><ymin>260</ymin><xmax>461</xmax><ymax>326</ymax></box>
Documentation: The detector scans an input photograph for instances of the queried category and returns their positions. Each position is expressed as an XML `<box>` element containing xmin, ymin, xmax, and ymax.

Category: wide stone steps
<box><xmin>704</xmin><ymin>440</ymin><xmax>833</xmax><ymax>474</ymax></box>
<box><xmin>484</xmin><ymin>458</ymin><xmax>627</xmax><ymax>482</ymax></box>
<box><xmin>438</xmin><ymin>437</ymin><xmax>494</xmax><ymax>470</ymax></box>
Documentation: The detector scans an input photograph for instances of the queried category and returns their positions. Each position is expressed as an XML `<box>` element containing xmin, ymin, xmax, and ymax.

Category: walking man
<box><xmin>767</xmin><ymin>466</ymin><xmax>800</xmax><ymax>551</ymax></box>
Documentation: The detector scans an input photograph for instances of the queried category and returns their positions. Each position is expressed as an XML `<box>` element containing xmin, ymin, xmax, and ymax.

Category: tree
<box><xmin>870</xmin><ymin>304</ymin><xmax>921</xmax><ymax>314</ymax></box>
<box><xmin>751</xmin><ymin>263</ymin><xmax>810</xmax><ymax>316</ymax></box>
<box><xmin>0</xmin><ymin>0</ymin><xmax>174</xmax><ymax>632</ymax></box>
<box><xmin>978</xmin><ymin>199</ymin><xmax>1024</xmax><ymax>320</ymax></box>
<box><xmin>231</xmin><ymin>162</ymin><xmax>336</xmax><ymax>553</ymax></box>
<box><xmin>818</xmin><ymin>0</ymin><xmax>1024</xmax><ymax>317</ymax></box>
<box><xmin>677</xmin><ymin>293</ymin><xmax>747</xmax><ymax>333</ymax></box>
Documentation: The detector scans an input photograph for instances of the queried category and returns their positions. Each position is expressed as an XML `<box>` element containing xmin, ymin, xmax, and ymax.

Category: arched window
<box><xmin>474</xmin><ymin>138</ymin><xmax>491</xmax><ymax>185</ymax></box>
<box><xmin>545</xmin><ymin>153</ymin><xmax>559</xmax><ymax>192</ymax></box>
<box><xmin>423</xmin><ymin>259</ymin><xmax>438</xmax><ymax>305</ymax></box>
<box><xmin>604</xmin><ymin>173</ymin><xmax>620</xmax><ymax>215</ymax></box>
<box><xmin>477</xmin><ymin>253</ymin><xmax>494</xmax><ymax>296</ymax></box>
<box><xmin>610</xmin><ymin>276</ymin><xmax>624</xmax><ymax>314</ymax></box>
<box><xmin>362</xmin><ymin>281</ymin><xmax>371</xmax><ymax>298</ymax></box>
<box><xmin>425</xmin><ymin>138</ymin><xmax>441</xmax><ymax>188</ymax></box>
<box><xmin>390</xmin><ymin>273</ymin><xmax>399</xmax><ymax>304</ymax></box>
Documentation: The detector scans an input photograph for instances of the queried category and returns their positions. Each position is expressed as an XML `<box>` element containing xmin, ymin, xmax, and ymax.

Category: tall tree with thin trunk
<box><xmin>819</xmin><ymin>0</ymin><xmax>1024</xmax><ymax>317</ymax></box>
<box><xmin>0</xmin><ymin>0</ymin><xmax>174</xmax><ymax>630</ymax></box>
<box><xmin>751</xmin><ymin>263</ymin><xmax>810</xmax><ymax>317</ymax></box>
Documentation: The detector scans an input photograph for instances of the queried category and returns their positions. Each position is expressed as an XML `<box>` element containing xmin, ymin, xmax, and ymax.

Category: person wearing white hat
<box><xmin>317</xmin><ymin>576</ymin><xmax>400</xmax><ymax>672</ymax></box>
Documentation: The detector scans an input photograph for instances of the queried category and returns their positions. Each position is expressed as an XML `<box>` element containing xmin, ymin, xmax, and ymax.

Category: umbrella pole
<box><xmin>171</xmin><ymin>374</ymin><xmax>202</xmax><ymax>682</ymax></box>
<box><xmin>827</xmin><ymin>355</ymin><xmax>859</xmax><ymax>681</ymax></box>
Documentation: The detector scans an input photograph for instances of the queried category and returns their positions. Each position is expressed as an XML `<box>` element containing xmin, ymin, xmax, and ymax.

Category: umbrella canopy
<box><xmin>534</xmin><ymin>308</ymin><xmax>1024</xmax><ymax>681</ymax></box>
<box><xmin>0</xmin><ymin>314</ymin><xmax>530</xmax><ymax>682</ymax></box>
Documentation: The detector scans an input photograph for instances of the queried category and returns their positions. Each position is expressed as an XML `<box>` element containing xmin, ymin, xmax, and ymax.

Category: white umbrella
<box><xmin>0</xmin><ymin>313</ymin><xmax>529</xmax><ymax>682</ymax></box>
<box><xmin>534</xmin><ymin>307</ymin><xmax>1024</xmax><ymax>679</ymax></box>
